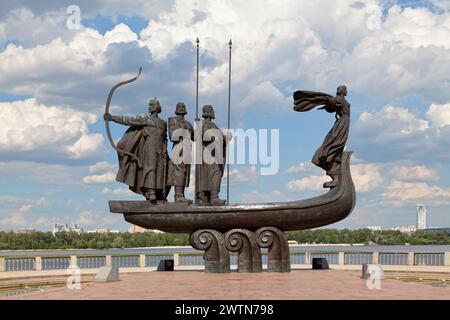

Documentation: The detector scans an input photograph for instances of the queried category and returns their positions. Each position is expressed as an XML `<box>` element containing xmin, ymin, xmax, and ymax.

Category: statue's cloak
<box><xmin>293</xmin><ymin>90</ymin><xmax>350</xmax><ymax>172</ymax></box>
<box><xmin>293</xmin><ymin>90</ymin><xmax>334</xmax><ymax>112</ymax></box>
<box><xmin>115</xmin><ymin>127</ymin><xmax>145</xmax><ymax>194</ymax></box>
<box><xmin>115</xmin><ymin>120</ymin><xmax>167</xmax><ymax>196</ymax></box>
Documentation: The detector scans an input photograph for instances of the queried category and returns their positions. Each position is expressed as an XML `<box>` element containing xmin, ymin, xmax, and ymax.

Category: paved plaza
<box><xmin>2</xmin><ymin>269</ymin><xmax>449</xmax><ymax>300</ymax></box>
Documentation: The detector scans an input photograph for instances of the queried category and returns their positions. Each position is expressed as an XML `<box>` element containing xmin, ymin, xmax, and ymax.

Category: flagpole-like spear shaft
<box><xmin>195</xmin><ymin>37</ymin><xmax>200</xmax><ymax>204</ymax></box>
<box><xmin>226</xmin><ymin>39</ymin><xmax>232</xmax><ymax>205</ymax></box>
<box><xmin>195</xmin><ymin>37</ymin><xmax>200</xmax><ymax>121</ymax></box>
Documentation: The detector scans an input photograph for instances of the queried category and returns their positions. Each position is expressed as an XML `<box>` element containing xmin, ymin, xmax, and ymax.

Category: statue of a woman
<box><xmin>293</xmin><ymin>85</ymin><xmax>350</xmax><ymax>188</ymax></box>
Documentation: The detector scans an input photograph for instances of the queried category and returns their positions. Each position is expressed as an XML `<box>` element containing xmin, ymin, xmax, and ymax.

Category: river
<box><xmin>1</xmin><ymin>244</ymin><xmax>450</xmax><ymax>256</ymax></box>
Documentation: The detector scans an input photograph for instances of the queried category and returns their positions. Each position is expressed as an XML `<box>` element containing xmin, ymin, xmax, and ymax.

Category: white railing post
<box><xmin>139</xmin><ymin>254</ymin><xmax>146</xmax><ymax>268</ymax></box>
<box><xmin>106</xmin><ymin>255</ymin><xmax>112</xmax><ymax>267</ymax></box>
<box><xmin>35</xmin><ymin>256</ymin><xmax>42</xmax><ymax>271</ymax></box>
<box><xmin>173</xmin><ymin>253</ymin><xmax>179</xmax><ymax>266</ymax></box>
<box><xmin>0</xmin><ymin>257</ymin><xmax>5</xmax><ymax>272</ymax></box>
<box><xmin>338</xmin><ymin>252</ymin><xmax>345</xmax><ymax>265</ymax></box>
<box><xmin>444</xmin><ymin>252</ymin><xmax>450</xmax><ymax>266</ymax></box>
<box><xmin>70</xmin><ymin>255</ymin><xmax>77</xmax><ymax>267</ymax></box>
<box><xmin>407</xmin><ymin>252</ymin><xmax>415</xmax><ymax>266</ymax></box>
<box><xmin>304</xmin><ymin>252</ymin><xmax>311</xmax><ymax>264</ymax></box>
<box><xmin>372</xmin><ymin>252</ymin><xmax>379</xmax><ymax>264</ymax></box>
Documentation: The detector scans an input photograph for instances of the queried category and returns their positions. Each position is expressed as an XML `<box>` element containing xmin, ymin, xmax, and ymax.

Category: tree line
<box><xmin>0</xmin><ymin>229</ymin><xmax>448</xmax><ymax>250</ymax></box>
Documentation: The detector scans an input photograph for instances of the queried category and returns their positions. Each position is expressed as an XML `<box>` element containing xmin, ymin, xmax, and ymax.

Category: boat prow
<box><xmin>109</xmin><ymin>151</ymin><xmax>355</xmax><ymax>233</ymax></box>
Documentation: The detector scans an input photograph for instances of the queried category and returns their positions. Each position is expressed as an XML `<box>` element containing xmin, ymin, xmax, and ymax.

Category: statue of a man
<box><xmin>293</xmin><ymin>85</ymin><xmax>350</xmax><ymax>188</ymax></box>
<box><xmin>166</xmin><ymin>102</ymin><xmax>194</xmax><ymax>203</ymax></box>
<box><xmin>195</xmin><ymin>105</ymin><xmax>227</xmax><ymax>205</ymax></box>
<box><xmin>104</xmin><ymin>98</ymin><xmax>168</xmax><ymax>201</ymax></box>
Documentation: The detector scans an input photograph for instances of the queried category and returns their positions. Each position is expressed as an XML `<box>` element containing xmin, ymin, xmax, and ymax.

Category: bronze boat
<box><xmin>109</xmin><ymin>151</ymin><xmax>355</xmax><ymax>233</ymax></box>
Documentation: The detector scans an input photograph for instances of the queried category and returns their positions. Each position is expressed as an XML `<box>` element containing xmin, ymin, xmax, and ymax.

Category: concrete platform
<box><xmin>2</xmin><ymin>269</ymin><xmax>449</xmax><ymax>300</ymax></box>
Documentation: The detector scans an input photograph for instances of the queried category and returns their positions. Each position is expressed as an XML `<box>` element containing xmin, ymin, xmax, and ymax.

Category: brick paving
<box><xmin>3</xmin><ymin>270</ymin><xmax>450</xmax><ymax>300</ymax></box>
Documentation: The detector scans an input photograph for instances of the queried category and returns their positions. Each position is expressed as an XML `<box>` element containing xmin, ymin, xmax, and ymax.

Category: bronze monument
<box><xmin>105</xmin><ymin>40</ymin><xmax>356</xmax><ymax>274</ymax></box>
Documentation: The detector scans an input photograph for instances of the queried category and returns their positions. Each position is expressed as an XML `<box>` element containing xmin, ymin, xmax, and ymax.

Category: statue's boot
<box><xmin>210</xmin><ymin>191</ymin><xmax>226</xmax><ymax>205</ymax></box>
<box><xmin>144</xmin><ymin>189</ymin><xmax>157</xmax><ymax>202</ymax></box>
<box><xmin>174</xmin><ymin>187</ymin><xmax>192</xmax><ymax>204</ymax></box>
<box><xmin>196</xmin><ymin>192</ymin><xmax>208</xmax><ymax>205</ymax></box>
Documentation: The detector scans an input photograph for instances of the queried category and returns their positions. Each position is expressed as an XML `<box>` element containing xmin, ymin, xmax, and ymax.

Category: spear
<box><xmin>195</xmin><ymin>37</ymin><xmax>201</xmax><ymax>204</ymax></box>
<box><xmin>226</xmin><ymin>39</ymin><xmax>232</xmax><ymax>205</ymax></box>
<box><xmin>195</xmin><ymin>37</ymin><xmax>200</xmax><ymax>121</ymax></box>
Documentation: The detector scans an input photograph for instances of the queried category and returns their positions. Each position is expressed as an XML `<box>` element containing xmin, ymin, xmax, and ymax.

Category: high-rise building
<box><xmin>417</xmin><ymin>204</ymin><xmax>427</xmax><ymax>230</ymax></box>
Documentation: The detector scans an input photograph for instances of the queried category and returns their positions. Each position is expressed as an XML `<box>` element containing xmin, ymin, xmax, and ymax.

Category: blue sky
<box><xmin>1</xmin><ymin>0</ymin><xmax>450</xmax><ymax>232</ymax></box>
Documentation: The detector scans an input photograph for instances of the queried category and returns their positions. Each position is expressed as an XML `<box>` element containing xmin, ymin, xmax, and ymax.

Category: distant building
<box><xmin>15</xmin><ymin>228</ymin><xmax>36</xmax><ymax>234</ymax></box>
<box><xmin>128</xmin><ymin>225</ymin><xmax>163</xmax><ymax>234</ymax></box>
<box><xmin>366</xmin><ymin>226</ymin><xmax>381</xmax><ymax>231</ymax></box>
<box><xmin>52</xmin><ymin>224</ymin><xmax>83</xmax><ymax>235</ymax></box>
<box><xmin>385</xmin><ymin>225</ymin><xmax>416</xmax><ymax>233</ymax></box>
<box><xmin>86</xmin><ymin>228</ymin><xmax>120</xmax><ymax>234</ymax></box>
<box><xmin>129</xmin><ymin>225</ymin><xmax>148</xmax><ymax>234</ymax></box>
<box><xmin>417</xmin><ymin>204</ymin><xmax>427</xmax><ymax>230</ymax></box>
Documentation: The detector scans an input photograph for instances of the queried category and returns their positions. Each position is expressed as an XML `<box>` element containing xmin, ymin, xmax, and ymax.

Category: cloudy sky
<box><xmin>1</xmin><ymin>0</ymin><xmax>450</xmax><ymax>232</ymax></box>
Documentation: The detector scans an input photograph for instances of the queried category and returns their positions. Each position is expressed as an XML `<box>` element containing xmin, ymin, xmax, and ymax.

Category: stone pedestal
<box><xmin>95</xmin><ymin>266</ymin><xmax>119</xmax><ymax>282</ymax></box>
<box><xmin>190</xmin><ymin>226</ymin><xmax>290</xmax><ymax>273</ymax></box>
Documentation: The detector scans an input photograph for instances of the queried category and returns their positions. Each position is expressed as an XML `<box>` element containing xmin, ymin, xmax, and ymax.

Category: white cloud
<box><xmin>352</xmin><ymin>103</ymin><xmax>450</xmax><ymax>162</ymax></box>
<box><xmin>0</xmin><ymin>8</ymin><xmax>70</xmax><ymax>48</ymax></box>
<box><xmin>74</xmin><ymin>210</ymin><xmax>117</xmax><ymax>227</ymax></box>
<box><xmin>286</xmin><ymin>163</ymin><xmax>382</xmax><ymax>192</ymax></box>
<box><xmin>285</xmin><ymin>161</ymin><xmax>322</xmax><ymax>175</ymax></box>
<box><xmin>390</xmin><ymin>164</ymin><xmax>439</xmax><ymax>182</ymax></box>
<box><xmin>0</xmin><ymin>161</ymin><xmax>75</xmax><ymax>184</ymax></box>
<box><xmin>75</xmin><ymin>211</ymin><xmax>96</xmax><ymax>225</ymax></box>
<box><xmin>286</xmin><ymin>175</ymin><xmax>330</xmax><ymax>191</ymax></box>
<box><xmin>224</xmin><ymin>165</ymin><xmax>258</xmax><ymax>185</ymax></box>
<box><xmin>101</xmin><ymin>187</ymin><xmax>134</xmax><ymax>196</ymax></box>
<box><xmin>82</xmin><ymin>172</ymin><xmax>116</xmax><ymax>184</ymax></box>
<box><xmin>0</xmin><ymin>204</ymin><xmax>32</xmax><ymax>227</ymax></box>
<box><xmin>351</xmin><ymin>163</ymin><xmax>383</xmax><ymax>192</ymax></box>
<box><xmin>0</xmin><ymin>98</ymin><xmax>104</xmax><ymax>159</ymax></box>
<box><xmin>426</xmin><ymin>102</ymin><xmax>450</xmax><ymax>127</ymax></box>
<box><xmin>89</xmin><ymin>161</ymin><xmax>115</xmax><ymax>174</ymax></box>
<box><xmin>138</xmin><ymin>0</ymin><xmax>450</xmax><ymax>106</ymax></box>
<box><xmin>382</xmin><ymin>179</ymin><xmax>450</xmax><ymax>206</ymax></box>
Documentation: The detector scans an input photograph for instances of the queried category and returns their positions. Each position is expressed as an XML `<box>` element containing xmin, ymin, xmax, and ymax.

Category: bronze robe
<box><xmin>166</xmin><ymin>116</ymin><xmax>194</xmax><ymax>187</ymax></box>
<box><xmin>113</xmin><ymin>114</ymin><xmax>168</xmax><ymax>195</ymax></box>
<box><xmin>195</xmin><ymin>119</ymin><xmax>226</xmax><ymax>193</ymax></box>
<box><xmin>293</xmin><ymin>91</ymin><xmax>350</xmax><ymax>172</ymax></box>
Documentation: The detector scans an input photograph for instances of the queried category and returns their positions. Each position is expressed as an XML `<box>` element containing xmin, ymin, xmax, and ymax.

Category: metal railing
<box><xmin>112</xmin><ymin>255</ymin><xmax>139</xmax><ymax>268</ymax></box>
<box><xmin>311</xmin><ymin>253</ymin><xmax>339</xmax><ymax>265</ymax></box>
<box><xmin>77</xmin><ymin>256</ymin><xmax>106</xmax><ymax>269</ymax></box>
<box><xmin>379</xmin><ymin>253</ymin><xmax>408</xmax><ymax>265</ymax></box>
<box><xmin>1</xmin><ymin>251</ymin><xmax>448</xmax><ymax>272</ymax></box>
<box><xmin>344</xmin><ymin>253</ymin><xmax>373</xmax><ymax>265</ymax></box>
<box><xmin>42</xmin><ymin>257</ymin><xmax>70</xmax><ymax>270</ymax></box>
<box><xmin>414</xmin><ymin>253</ymin><xmax>444</xmax><ymax>266</ymax></box>
<box><xmin>5</xmin><ymin>258</ymin><xmax>35</xmax><ymax>271</ymax></box>
<box><xmin>145</xmin><ymin>255</ymin><xmax>173</xmax><ymax>267</ymax></box>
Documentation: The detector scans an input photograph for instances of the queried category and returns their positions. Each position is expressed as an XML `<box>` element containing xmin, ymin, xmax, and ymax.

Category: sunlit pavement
<box><xmin>2</xmin><ymin>269</ymin><xmax>449</xmax><ymax>300</ymax></box>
